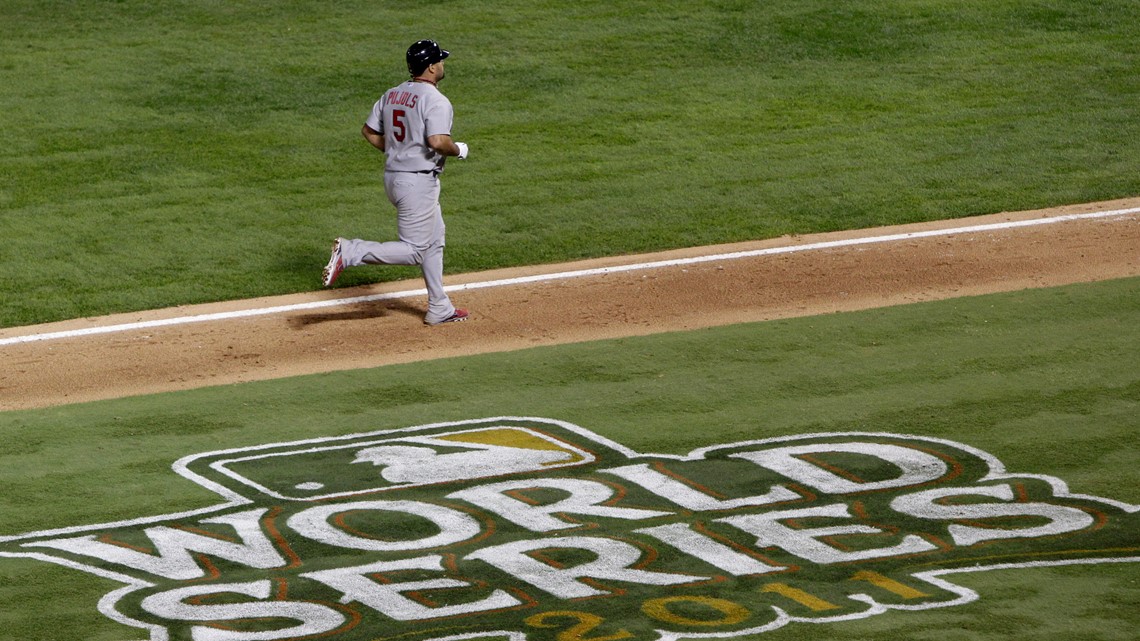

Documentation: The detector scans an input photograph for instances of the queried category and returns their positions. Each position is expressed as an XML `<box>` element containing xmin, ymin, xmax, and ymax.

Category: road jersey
<box><xmin>366</xmin><ymin>80</ymin><xmax>454</xmax><ymax>173</ymax></box>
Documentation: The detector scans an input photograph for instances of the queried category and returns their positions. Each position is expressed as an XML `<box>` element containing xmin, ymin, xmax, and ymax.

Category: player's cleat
<box><xmin>427</xmin><ymin>308</ymin><xmax>469</xmax><ymax>325</ymax></box>
<box><xmin>322</xmin><ymin>238</ymin><xmax>344</xmax><ymax>287</ymax></box>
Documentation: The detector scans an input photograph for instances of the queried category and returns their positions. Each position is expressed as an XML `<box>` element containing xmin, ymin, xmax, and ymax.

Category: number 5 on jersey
<box><xmin>391</xmin><ymin>109</ymin><xmax>407</xmax><ymax>142</ymax></box>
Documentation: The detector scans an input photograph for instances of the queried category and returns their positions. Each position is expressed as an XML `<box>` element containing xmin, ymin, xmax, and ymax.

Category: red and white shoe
<box><xmin>427</xmin><ymin>308</ymin><xmax>469</xmax><ymax>325</ymax></box>
<box><xmin>322</xmin><ymin>238</ymin><xmax>344</xmax><ymax>287</ymax></box>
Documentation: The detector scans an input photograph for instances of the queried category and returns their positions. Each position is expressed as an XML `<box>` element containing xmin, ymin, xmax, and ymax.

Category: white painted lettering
<box><xmin>603</xmin><ymin>463</ymin><xmax>801</xmax><ymax>510</ymax></box>
<box><xmin>138</xmin><ymin>580</ymin><xmax>344</xmax><ymax>641</ymax></box>
<box><xmin>890</xmin><ymin>484</ymin><xmax>1095</xmax><ymax>546</ymax></box>
<box><xmin>730</xmin><ymin>442</ymin><xmax>948</xmax><ymax>494</ymax></box>
<box><xmin>287</xmin><ymin>500</ymin><xmax>480</xmax><ymax>551</ymax></box>
<box><xmin>636</xmin><ymin>523</ymin><xmax>787</xmax><ymax>575</ymax></box>
<box><xmin>302</xmin><ymin>554</ymin><xmax>521</xmax><ymax>621</ymax></box>
<box><xmin>466</xmin><ymin>536</ymin><xmax>702</xmax><ymax>598</ymax></box>
<box><xmin>718</xmin><ymin>503</ymin><xmax>938</xmax><ymax>563</ymax></box>
<box><xmin>24</xmin><ymin>508</ymin><xmax>283</xmax><ymax>580</ymax></box>
<box><xmin>448</xmin><ymin>478</ymin><xmax>672</xmax><ymax>532</ymax></box>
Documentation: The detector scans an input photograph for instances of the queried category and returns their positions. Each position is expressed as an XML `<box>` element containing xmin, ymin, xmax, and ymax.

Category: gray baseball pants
<box><xmin>339</xmin><ymin>171</ymin><xmax>456</xmax><ymax>324</ymax></box>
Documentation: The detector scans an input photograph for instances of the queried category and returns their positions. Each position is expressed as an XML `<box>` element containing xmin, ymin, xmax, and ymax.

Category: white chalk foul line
<box><xmin>2</xmin><ymin>207</ymin><xmax>1136</xmax><ymax>347</ymax></box>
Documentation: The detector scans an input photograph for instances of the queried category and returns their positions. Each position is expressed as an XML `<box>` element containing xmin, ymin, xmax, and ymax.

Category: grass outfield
<box><xmin>1</xmin><ymin>278</ymin><xmax>1136</xmax><ymax>640</ymax></box>
<box><xmin>2</xmin><ymin>1</ymin><xmax>1137</xmax><ymax>639</ymax></box>
<box><xmin>2</xmin><ymin>0</ymin><xmax>1140</xmax><ymax>326</ymax></box>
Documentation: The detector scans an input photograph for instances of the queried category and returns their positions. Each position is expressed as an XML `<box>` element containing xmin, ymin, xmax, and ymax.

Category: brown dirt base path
<box><xmin>2</xmin><ymin>198</ymin><xmax>1138</xmax><ymax>411</ymax></box>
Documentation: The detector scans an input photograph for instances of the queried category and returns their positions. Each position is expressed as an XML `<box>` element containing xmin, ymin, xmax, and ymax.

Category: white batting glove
<box><xmin>455</xmin><ymin>142</ymin><xmax>469</xmax><ymax>159</ymax></box>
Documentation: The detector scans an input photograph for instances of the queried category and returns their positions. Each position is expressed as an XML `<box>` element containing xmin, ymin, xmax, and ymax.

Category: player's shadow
<box><xmin>287</xmin><ymin>299</ymin><xmax>424</xmax><ymax>328</ymax></box>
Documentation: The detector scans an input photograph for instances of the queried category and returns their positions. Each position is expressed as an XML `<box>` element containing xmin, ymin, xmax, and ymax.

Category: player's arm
<box><xmin>427</xmin><ymin>134</ymin><xmax>468</xmax><ymax>159</ymax></box>
<box><xmin>362</xmin><ymin>124</ymin><xmax>385</xmax><ymax>151</ymax></box>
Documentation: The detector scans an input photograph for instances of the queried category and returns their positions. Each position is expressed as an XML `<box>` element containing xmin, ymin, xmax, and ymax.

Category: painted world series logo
<box><xmin>1</xmin><ymin>416</ymin><xmax>1137</xmax><ymax>641</ymax></box>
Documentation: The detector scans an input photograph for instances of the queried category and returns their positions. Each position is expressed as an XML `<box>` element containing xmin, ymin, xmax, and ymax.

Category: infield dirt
<box><xmin>2</xmin><ymin>197</ymin><xmax>1137</xmax><ymax>411</ymax></box>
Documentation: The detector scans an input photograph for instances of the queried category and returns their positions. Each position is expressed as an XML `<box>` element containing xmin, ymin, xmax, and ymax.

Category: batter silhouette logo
<box><xmin>2</xmin><ymin>417</ymin><xmax>1138</xmax><ymax>641</ymax></box>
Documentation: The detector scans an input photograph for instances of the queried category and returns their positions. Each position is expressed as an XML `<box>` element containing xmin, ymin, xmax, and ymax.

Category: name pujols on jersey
<box><xmin>387</xmin><ymin>89</ymin><xmax>419</xmax><ymax>109</ymax></box>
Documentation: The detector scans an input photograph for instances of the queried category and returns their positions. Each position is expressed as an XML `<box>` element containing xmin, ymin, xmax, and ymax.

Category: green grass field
<box><xmin>2</xmin><ymin>0</ymin><xmax>1139</xmax><ymax>326</ymax></box>
<box><xmin>1</xmin><ymin>279</ymin><xmax>1138</xmax><ymax>640</ymax></box>
<box><xmin>1</xmin><ymin>1</ymin><xmax>1137</xmax><ymax>640</ymax></box>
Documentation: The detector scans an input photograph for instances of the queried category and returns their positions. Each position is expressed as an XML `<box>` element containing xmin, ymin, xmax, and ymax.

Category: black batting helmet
<box><xmin>406</xmin><ymin>39</ymin><xmax>450</xmax><ymax>76</ymax></box>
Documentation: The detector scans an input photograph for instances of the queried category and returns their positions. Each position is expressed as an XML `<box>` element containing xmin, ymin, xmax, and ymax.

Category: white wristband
<box><xmin>455</xmin><ymin>142</ymin><xmax>469</xmax><ymax>159</ymax></box>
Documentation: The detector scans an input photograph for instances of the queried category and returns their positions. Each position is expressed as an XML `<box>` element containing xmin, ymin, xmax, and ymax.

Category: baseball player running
<box><xmin>323</xmin><ymin>39</ymin><xmax>469</xmax><ymax>325</ymax></box>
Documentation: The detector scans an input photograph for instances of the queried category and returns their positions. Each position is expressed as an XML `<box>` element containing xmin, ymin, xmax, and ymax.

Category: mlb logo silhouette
<box><xmin>186</xmin><ymin>419</ymin><xmax>596</xmax><ymax>501</ymax></box>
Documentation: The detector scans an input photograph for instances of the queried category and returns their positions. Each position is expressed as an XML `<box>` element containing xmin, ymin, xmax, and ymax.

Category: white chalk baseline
<box><xmin>2</xmin><ymin>207</ymin><xmax>1136</xmax><ymax>347</ymax></box>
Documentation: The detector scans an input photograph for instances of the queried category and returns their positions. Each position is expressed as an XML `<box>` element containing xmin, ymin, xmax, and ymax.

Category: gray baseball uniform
<box><xmin>338</xmin><ymin>80</ymin><xmax>457</xmax><ymax>323</ymax></box>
